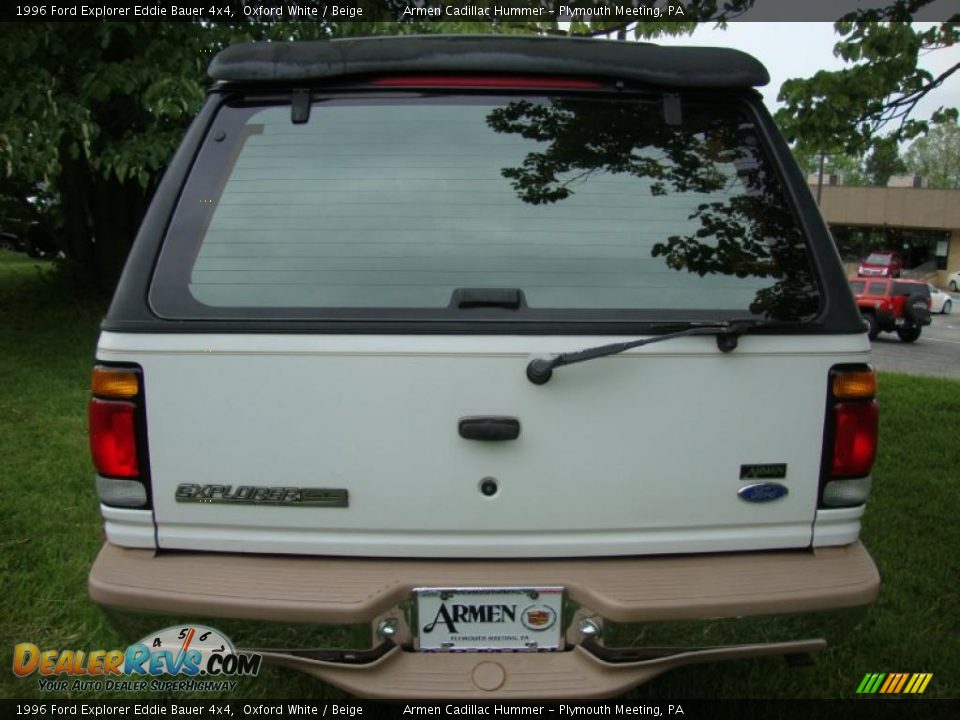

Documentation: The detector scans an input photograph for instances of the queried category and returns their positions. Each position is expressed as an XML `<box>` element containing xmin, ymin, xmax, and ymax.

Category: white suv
<box><xmin>87</xmin><ymin>35</ymin><xmax>879</xmax><ymax>699</ymax></box>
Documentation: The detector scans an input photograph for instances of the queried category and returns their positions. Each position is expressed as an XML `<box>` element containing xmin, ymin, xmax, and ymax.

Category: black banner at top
<box><xmin>1</xmin><ymin>699</ymin><xmax>959</xmax><ymax>720</ymax></box>
<box><xmin>2</xmin><ymin>0</ymin><xmax>959</xmax><ymax>23</ymax></box>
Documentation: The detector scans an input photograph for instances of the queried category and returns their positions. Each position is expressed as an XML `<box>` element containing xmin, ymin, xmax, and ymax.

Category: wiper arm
<box><xmin>526</xmin><ymin>320</ymin><xmax>764</xmax><ymax>385</ymax></box>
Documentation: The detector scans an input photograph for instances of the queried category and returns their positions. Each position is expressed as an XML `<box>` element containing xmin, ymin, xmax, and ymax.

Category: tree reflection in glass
<box><xmin>486</xmin><ymin>98</ymin><xmax>820</xmax><ymax>321</ymax></box>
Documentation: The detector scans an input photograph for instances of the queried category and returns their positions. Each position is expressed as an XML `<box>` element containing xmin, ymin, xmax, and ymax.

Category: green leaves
<box><xmin>776</xmin><ymin>9</ymin><xmax>960</xmax><ymax>157</ymax></box>
<box><xmin>904</xmin><ymin>121</ymin><xmax>960</xmax><ymax>188</ymax></box>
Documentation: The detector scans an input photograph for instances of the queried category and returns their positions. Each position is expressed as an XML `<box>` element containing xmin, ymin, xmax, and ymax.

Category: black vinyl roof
<box><xmin>208</xmin><ymin>35</ymin><xmax>769</xmax><ymax>89</ymax></box>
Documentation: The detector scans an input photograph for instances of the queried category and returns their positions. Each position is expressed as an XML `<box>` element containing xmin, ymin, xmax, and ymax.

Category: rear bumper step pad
<box><xmin>89</xmin><ymin>541</ymin><xmax>879</xmax><ymax>624</ymax></box>
<box><xmin>257</xmin><ymin>639</ymin><xmax>828</xmax><ymax>698</ymax></box>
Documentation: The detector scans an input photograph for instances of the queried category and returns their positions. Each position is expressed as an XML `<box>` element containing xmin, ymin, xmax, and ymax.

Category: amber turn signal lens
<box><xmin>92</xmin><ymin>367</ymin><xmax>139</xmax><ymax>399</ymax></box>
<box><xmin>832</xmin><ymin>370</ymin><xmax>876</xmax><ymax>399</ymax></box>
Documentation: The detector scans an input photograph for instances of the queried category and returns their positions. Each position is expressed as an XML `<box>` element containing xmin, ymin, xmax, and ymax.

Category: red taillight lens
<box><xmin>89</xmin><ymin>398</ymin><xmax>139</xmax><ymax>478</ymax></box>
<box><xmin>830</xmin><ymin>400</ymin><xmax>878</xmax><ymax>478</ymax></box>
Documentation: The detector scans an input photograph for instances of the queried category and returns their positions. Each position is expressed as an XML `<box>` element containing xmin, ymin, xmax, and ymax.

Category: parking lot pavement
<box><xmin>869</xmin><ymin>302</ymin><xmax>960</xmax><ymax>380</ymax></box>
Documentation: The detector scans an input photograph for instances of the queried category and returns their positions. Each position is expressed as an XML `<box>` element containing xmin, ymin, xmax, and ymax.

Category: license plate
<box><xmin>414</xmin><ymin>586</ymin><xmax>564</xmax><ymax>651</ymax></box>
<box><xmin>895</xmin><ymin>318</ymin><xmax>906</xmax><ymax>326</ymax></box>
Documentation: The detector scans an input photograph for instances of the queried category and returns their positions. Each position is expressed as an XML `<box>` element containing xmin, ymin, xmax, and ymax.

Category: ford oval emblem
<box><xmin>738</xmin><ymin>482</ymin><xmax>789</xmax><ymax>503</ymax></box>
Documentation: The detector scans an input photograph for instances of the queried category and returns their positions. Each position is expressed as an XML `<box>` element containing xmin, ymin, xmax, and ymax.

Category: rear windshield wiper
<box><xmin>526</xmin><ymin>320</ymin><xmax>772</xmax><ymax>385</ymax></box>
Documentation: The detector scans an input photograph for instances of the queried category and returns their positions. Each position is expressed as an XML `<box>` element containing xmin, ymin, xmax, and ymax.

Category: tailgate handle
<box><xmin>458</xmin><ymin>417</ymin><xmax>521</xmax><ymax>441</ymax></box>
<box><xmin>451</xmin><ymin>288</ymin><xmax>523</xmax><ymax>309</ymax></box>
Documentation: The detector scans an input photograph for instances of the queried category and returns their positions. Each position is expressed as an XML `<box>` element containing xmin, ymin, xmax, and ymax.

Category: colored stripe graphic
<box><xmin>879</xmin><ymin>674</ymin><xmax>896</xmax><ymax>693</ymax></box>
<box><xmin>888</xmin><ymin>673</ymin><xmax>908</xmax><ymax>693</ymax></box>
<box><xmin>892</xmin><ymin>673</ymin><xmax>909</xmax><ymax>693</ymax></box>
<box><xmin>858</xmin><ymin>672</ymin><xmax>932</xmax><ymax>694</ymax></box>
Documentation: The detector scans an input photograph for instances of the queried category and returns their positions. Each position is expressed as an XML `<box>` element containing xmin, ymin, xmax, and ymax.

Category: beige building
<box><xmin>810</xmin><ymin>184</ymin><xmax>960</xmax><ymax>288</ymax></box>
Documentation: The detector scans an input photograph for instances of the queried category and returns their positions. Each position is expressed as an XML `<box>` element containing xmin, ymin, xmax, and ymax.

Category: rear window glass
<box><xmin>893</xmin><ymin>282</ymin><xmax>928</xmax><ymax>296</ymax></box>
<box><xmin>865</xmin><ymin>253</ymin><xmax>894</xmax><ymax>264</ymax></box>
<box><xmin>867</xmin><ymin>282</ymin><xmax>888</xmax><ymax>296</ymax></box>
<box><xmin>150</xmin><ymin>94</ymin><xmax>821</xmax><ymax>323</ymax></box>
<box><xmin>850</xmin><ymin>280</ymin><xmax>865</xmax><ymax>295</ymax></box>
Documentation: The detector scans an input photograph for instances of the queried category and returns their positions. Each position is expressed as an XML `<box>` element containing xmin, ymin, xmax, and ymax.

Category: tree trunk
<box><xmin>57</xmin><ymin>137</ymin><xmax>151</xmax><ymax>292</ymax></box>
<box><xmin>58</xmin><ymin>136</ymin><xmax>94</xmax><ymax>267</ymax></box>
<box><xmin>88</xmin><ymin>173</ymin><xmax>149</xmax><ymax>291</ymax></box>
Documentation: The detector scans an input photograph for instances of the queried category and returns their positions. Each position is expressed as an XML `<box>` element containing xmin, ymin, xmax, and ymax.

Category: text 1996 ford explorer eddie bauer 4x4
<box><xmin>87</xmin><ymin>35</ymin><xmax>880</xmax><ymax>698</ymax></box>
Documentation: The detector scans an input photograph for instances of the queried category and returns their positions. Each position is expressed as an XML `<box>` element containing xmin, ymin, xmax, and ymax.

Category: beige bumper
<box><xmin>257</xmin><ymin>639</ymin><xmax>829</xmax><ymax>699</ymax></box>
<box><xmin>89</xmin><ymin>542</ymin><xmax>879</xmax><ymax>698</ymax></box>
<box><xmin>90</xmin><ymin>541</ymin><xmax>878</xmax><ymax>624</ymax></box>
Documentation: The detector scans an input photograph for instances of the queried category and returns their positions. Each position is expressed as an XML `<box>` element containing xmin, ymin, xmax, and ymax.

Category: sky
<box><xmin>653</xmin><ymin>22</ymin><xmax>960</xmax><ymax>128</ymax></box>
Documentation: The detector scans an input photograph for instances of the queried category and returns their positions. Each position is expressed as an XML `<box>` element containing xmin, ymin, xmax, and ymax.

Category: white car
<box><xmin>85</xmin><ymin>36</ymin><xmax>881</xmax><ymax>699</ymax></box>
<box><xmin>948</xmin><ymin>271</ymin><xmax>960</xmax><ymax>292</ymax></box>
<box><xmin>929</xmin><ymin>284</ymin><xmax>953</xmax><ymax>314</ymax></box>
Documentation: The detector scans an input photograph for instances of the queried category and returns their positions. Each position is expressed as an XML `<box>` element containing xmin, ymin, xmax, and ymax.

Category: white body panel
<box><xmin>97</xmin><ymin>331</ymin><xmax>870</xmax><ymax>558</ymax></box>
<box><xmin>100</xmin><ymin>504</ymin><xmax>155</xmax><ymax>549</ymax></box>
<box><xmin>812</xmin><ymin>505</ymin><xmax>867</xmax><ymax>547</ymax></box>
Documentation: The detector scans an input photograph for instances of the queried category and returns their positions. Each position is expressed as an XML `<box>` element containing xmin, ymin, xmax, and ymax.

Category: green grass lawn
<box><xmin>1</xmin><ymin>249</ymin><xmax>957</xmax><ymax>699</ymax></box>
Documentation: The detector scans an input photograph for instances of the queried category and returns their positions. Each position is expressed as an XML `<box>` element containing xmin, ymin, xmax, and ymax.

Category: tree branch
<box><xmin>884</xmin><ymin>62</ymin><xmax>960</xmax><ymax>110</ymax></box>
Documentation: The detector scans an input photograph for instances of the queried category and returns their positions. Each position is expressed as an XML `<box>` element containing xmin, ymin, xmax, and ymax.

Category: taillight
<box><xmin>821</xmin><ymin>365</ymin><xmax>878</xmax><ymax>507</ymax></box>
<box><xmin>89</xmin><ymin>365</ymin><xmax>149</xmax><ymax>507</ymax></box>
<box><xmin>89</xmin><ymin>399</ymin><xmax>139</xmax><ymax>477</ymax></box>
<box><xmin>91</xmin><ymin>367</ymin><xmax>139</xmax><ymax>398</ymax></box>
<box><xmin>830</xmin><ymin>401</ymin><xmax>878</xmax><ymax>477</ymax></box>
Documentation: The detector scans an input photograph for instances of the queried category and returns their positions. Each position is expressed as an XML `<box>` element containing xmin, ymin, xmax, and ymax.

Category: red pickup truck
<box><xmin>849</xmin><ymin>278</ymin><xmax>932</xmax><ymax>342</ymax></box>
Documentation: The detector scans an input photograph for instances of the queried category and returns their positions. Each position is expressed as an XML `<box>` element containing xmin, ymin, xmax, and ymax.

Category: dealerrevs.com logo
<box><xmin>13</xmin><ymin>625</ymin><xmax>261</xmax><ymax>693</ymax></box>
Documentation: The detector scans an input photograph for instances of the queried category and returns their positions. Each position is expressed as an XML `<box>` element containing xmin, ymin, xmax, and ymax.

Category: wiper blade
<box><xmin>526</xmin><ymin>320</ymin><xmax>767</xmax><ymax>385</ymax></box>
